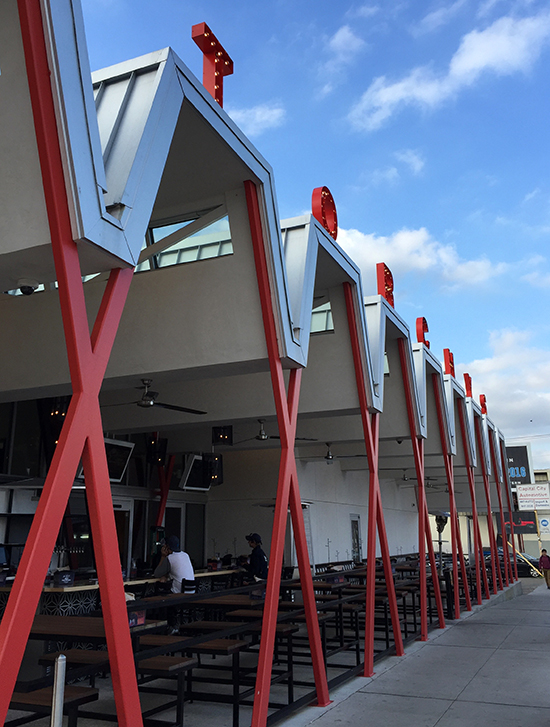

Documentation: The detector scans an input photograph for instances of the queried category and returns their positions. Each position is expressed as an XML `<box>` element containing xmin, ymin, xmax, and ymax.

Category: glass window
<box><xmin>138</xmin><ymin>215</ymin><xmax>233</xmax><ymax>272</ymax></box>
<box><xmin>311</xmin><ymin>301</ymin><xmax>334</xmax><ymax>333</ymax></box>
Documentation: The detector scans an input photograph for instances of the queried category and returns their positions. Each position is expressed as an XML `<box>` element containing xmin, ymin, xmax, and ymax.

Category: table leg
<box><xmin>287</xmin><ymin>632</ymin><xmax>294</xmax><ymax>704</ymax></box>
<box><xmin>176</xmin><ymin>671</ymin><xmax>184</xmax><ymax>727</ymax></box>
<box><xmin>232</xmin><ymin>651</ymin><xmax>240</xmax><ymax>727</ymax></box>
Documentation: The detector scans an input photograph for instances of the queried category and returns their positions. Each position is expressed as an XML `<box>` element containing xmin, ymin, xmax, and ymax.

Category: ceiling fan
<box><xmin>398</xmin><ymin>474</ymin><xmax>461</xmax><ymax>492</ymax></box>
<box><xmin>234</xmin><ymin>419</ymin><xmax>317</xmax><ymax>445</ymax></box>
<box><xmin>296</xmin><ymin>442</ymin><xmax>368</xmax><ymax>464</ymax></box>
<box><xmin>101</xmin><ymin>379</ymin><xmax>207</xmax><ymax>415</ymax></box>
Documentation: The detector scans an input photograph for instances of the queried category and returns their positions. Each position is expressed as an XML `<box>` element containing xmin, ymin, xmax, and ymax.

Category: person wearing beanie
<box><xmin>245</xmin><ymin>532</ymin><xmax>268</xmax><ymax>580</ymax></box>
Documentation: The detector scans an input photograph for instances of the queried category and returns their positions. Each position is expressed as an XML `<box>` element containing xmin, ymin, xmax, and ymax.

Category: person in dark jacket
<box><xmin>245</xmin><ymin>533</ymin><xmax>268</xmax><ymax>580</ymax></box>
<box><xmin>539</xmin><ymin>549</ymin><xmax>550</xmax><ymax>588</ymax></box>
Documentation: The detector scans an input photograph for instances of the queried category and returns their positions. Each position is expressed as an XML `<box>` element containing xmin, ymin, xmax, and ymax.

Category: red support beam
<box><xmin>499</xmin><ymin>439</ymin><xmax>519</xmax><ymax>581</ymax></box>
<box><xmin>398</xmin><ymin>340</ymin><xmax>445</xmax><ymax>635</ymax></box>
<box><xmin>432</xmin><ymin>374</ymin><xmax>471</xmax><ymax>615</ymax></box>
<box><xmin>244</xmin><ymin>180</ymin><xmax>330</xmax><ymax>727</ymax></box>
<box><xmin>343</xmin><ymin>282</ymin><xmax>404</xmax><ymax>676</ymax></box>
<box><xmin>155</xmin><ymin>454</ymin><xmax>176</xmax><ymax>528</ymax></box>
<box><xmin>474</xmin><ymin>417</ymin><xmax>502</xmax><ymax>593</ymax></box>
<box><xmin>488</xmin><ymin>430</ymin><xmax>511</xmax><ymax>587</ymax></box>
<box><xmin>0</xmin><ymin>4</ymin><xmax>142</xmax><ymax>724</ymax></box>
<box><xmin>457</xmin><ymin>404</ymin><xmax>490</xmax><ymax>603</ymax></box>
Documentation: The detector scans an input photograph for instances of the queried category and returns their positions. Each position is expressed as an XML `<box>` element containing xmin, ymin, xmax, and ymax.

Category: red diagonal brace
<box><xmin>499</xmin><ymin>439</ymin><xmax>519</xmax><ymax>581</ymax></box>
<box><xmin>488</xmin><ymin>429</ymin><xmax>511</xmax><ymax>587</ymax></box>
<box><xmin>432</xmin><ymin>374</ymin><xmax>471</xmax><ymax>615</ymax></box>
<box><xmin>474</xmin><ymin>417</ymin><xmax>502</xmax><ymax>593</ymax></box>
<box><xmin>343</xmin><ymin>282</ymin><xmax>404</xmax><ymax>676</ymax></box>
<box><xmin>0</xmin><ymin>3</ymin><xmax>142</xmax><ymax>725</ymax></box>
<box><xmin>156</xmin><ymin>454</ymin><xmax>176</xmax><ymax>527</ymax></box>
<box><xmin>398</xmin><ymin>340</ymin><xmax>445</xmax><ymax>636</ymax></box>
<box><xmin>244</xmin><ymin>181</ymin><xmax>330</xmax><ymax>727</ymax></box>
<box><xmin>457</xmin><ymin>403</ymin><xmax>490</xmax><ymax>604</ymax></box>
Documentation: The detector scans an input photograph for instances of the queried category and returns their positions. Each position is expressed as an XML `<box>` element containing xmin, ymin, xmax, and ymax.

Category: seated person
<box><xmin>244</xmin><ymin>532</ymin><xmax>268</xmax><ymax>580</ymax></box>
<box><xmin>237</xmin><ymin>554</ymin><xmax>249</xmax><ymax>569</ymax></box>
<box><xmin>221</xmin><ymin>553</ymin><xmax>233</xmax><ymax>568</ymax></box>
<box><xmin>153</xmin><ymin>535</ymin><xmax>195</xmax><ymax>593</ymax></box>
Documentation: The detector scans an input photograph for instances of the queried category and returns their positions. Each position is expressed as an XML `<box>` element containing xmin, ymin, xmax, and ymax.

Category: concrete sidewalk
<box><xmin>283</xmin><ymin>580</ymin><xmax>550</xmax><ymax>727</ymax></box>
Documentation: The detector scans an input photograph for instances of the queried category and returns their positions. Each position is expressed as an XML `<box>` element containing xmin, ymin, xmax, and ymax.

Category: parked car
<box><xmin>484</xmin><ymin>549</ymin><xmax>541</xmax><ymax>578</ymax></box>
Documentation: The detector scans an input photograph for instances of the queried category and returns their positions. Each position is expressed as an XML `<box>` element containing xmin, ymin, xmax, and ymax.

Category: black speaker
<box><xmin>211</xmin><ymin>426</ymin><xmax>233</xmax><ymax>445</ymax></box>
<box><xmin>202</xmin><ymin>452</ymin><xmax>223</xmax><ymax>486</ymax></box>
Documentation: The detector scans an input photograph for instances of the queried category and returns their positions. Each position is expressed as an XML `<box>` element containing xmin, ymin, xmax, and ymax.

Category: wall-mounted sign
<box><xmin>497</xmin><ymin>511</ymin><xmax>538</xmax><ymax>535</ymax></box>
<box><xmin>506</xmin><ymin>445</ymin><xmax>533</xmax><ymax>486</ymax></box>
<box><xmin>516</xmin><ymin>483</ymin><xmax>550</xmax><ymax>511</ymax></box>
<box><xmin>539</xmin><ymin>517</ymin><xmax>550</xmax><ymax>535</ymax></box>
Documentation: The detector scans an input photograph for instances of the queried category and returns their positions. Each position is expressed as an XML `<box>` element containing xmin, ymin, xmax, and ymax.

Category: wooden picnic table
<box><xmin>29</xmin><ymin>614</ymin><xmax>166</xmax><ymax>643</ymax></box>
<box><xmin>189</xmin><ymin>594</ymin><xmax>266</xmax><ymax>608</ymax></box>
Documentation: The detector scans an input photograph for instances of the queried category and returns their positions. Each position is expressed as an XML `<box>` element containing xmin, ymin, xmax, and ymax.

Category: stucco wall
<box><xmin>206</xmin><ymin>450</ymin><xmax>419</xmax><ymax>566</ymax></box>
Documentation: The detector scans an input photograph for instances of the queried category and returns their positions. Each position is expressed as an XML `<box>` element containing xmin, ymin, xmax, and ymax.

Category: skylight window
<box><xmin>311</xmin><ymin>301</ymin><xmax>334</xmax><ymax>333</ymax></box>
<box><xmin>137</xmin><ymin>214</ymin><xmax>233</xmax><ymax>272</ymax></box>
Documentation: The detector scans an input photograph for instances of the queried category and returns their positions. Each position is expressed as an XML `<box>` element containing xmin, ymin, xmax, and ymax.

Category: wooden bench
<box><xmin>136</xmin><ymin>655</ymin><xmax>197</xmax><ymax>727</ymax></box>
<box><xmin>38</xmin><ymin>648</ymin><xmax>109</xmax><ymax>687</ymax></box>
<box><xmin>8</xmin><ymin>685</ymin><xmax>98</xmax><ymax>727</ymax></box>
<box><xmin>139</xmin><ymin>635</ymin><xmax>249</xmax><ymax>727</ymax></box>
<box><xmin>179</xmin><ymin>620</ymin><xmax>247</xmax><ymax>632</ymax></box>
<box><xmin>226</xmin><ymin>609</ymin><xmax>264</xmax><ymax>620</ymax></box>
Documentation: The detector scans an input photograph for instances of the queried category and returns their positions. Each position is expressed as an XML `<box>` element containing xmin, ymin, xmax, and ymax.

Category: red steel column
<box><xmin>398</xmin><ymin>340</ymin><xmax>445</xmax><ymax>635</ymax></box>
<box><xmin>488</xmin><ymin>431</ymin><xmax>510</xmax><ymax>587</ymax></box>
<box><xmin>499</xmin><ymin>440</ymin><xmax>519</xmax><ymax>581</ymax></box>
<box><xmin>343</xmin><ymin>282</ymin><xmax>404</xmax><ymax>676</ymax></box>
<box><xmin>245</xmin><ymin>181</ymin><xmax>330</xmax><ymax>727</ymax></box>
<box><xmin>0</xmin><ymin>4</ymin><xmax>142</xmax><ymax>725</ymax></box>
<box><xmin>155</xmin><ymin>454</ymin><xmax>176</xmax><ymax>527</ymax></box>
<box><xmin>457</xmin><ymin>404</ymin><xmax>490</xmax><ymax>603</ymax></box>
<box><xmin>474</xmin><ymin>418</ymin><xmax>502</xmax><ymax>593</ymax></box>
<box><xmin>432</xmin><ymin>374</ymin><xmax>471</xmax><ymax>614</ymax></box>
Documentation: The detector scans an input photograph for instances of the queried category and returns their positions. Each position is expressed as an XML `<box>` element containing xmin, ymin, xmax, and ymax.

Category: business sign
<box><xmin>516</xmin><ymin>483</ymin><xmax>550</xmax><ymax>511</ymax></box>
<box><xmin>506</xmin><ymin>445</ymin><xmax>533</xmax><ymax>486</ymax></box>
<box><xmin>497</xmin><ymin>511</ymin><xmax>538</xmax><ymax>535</ymax></box>
<box><xmin>539</xmin><ymin>516</ymin><xmax>550</xmax><ymax>535</ymax></box>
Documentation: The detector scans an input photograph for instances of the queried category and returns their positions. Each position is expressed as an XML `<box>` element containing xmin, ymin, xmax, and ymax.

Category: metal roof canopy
<box><xmin>0</xmin><ymin>0</ymin><xmax>136</xmax><ymax>290</ymax></box>
<box><xmin>92</xmin><ymin>46</ymin><xmax>302</xmax><ymax>367</ymax></box>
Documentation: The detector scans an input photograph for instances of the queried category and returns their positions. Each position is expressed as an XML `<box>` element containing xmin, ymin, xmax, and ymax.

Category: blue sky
<box><xmin>82</xmin><ymin>0</ymin><xmax>550</xmax><ymax>465</ymax></box>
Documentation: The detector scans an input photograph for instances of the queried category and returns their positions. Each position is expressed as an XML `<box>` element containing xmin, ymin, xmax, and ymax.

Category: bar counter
<box><xmin>0</xmin><ymin>568</ymin><xmax>241</xmax><ymax>617</ymax></box>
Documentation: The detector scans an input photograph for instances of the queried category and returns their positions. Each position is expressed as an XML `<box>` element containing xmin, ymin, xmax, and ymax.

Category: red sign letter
<box><xmin>192</xmin><ymin>23</ymin><xmax>234</xmax><ymax>107</ymax></box>
<box><xmin>463</xmin><ymin>372</ymin><xmax>472</xmax><ymax>397</ymax></box>
<box><xmin>443</xmin><ymin>349</ymin><xmax>455</xmax><ymax>377</ymax></box>
<box><xmin>312</xmin><ymin>186</ymin><xmax>338</xmax><ymax>240</ymax></box>
<box><xmin>376</xmin><ymin>263</ymin><xmax>394</xmax><ymax>307</ymax></box>
<box><xmin>416</xmin><ymin>317</ymin><xmax>430</xmax><ymax>348</ymax></box>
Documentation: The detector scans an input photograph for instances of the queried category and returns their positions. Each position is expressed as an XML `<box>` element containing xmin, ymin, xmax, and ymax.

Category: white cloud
<box><xmin>521</xmin><ymin>270</ymin><xmax>550</xmax><ymax>288</ymax></box>
<box><xmin>370</xmin><ymin>166</ymin><xmax>400</xmax><ymax>185</ymax></box>
<box><xmin>456</xmin><ymin>329</ymin><xmax>550</xmax><ymax>466</ymax></box>
<box><xmin>226</xmin><ymin>103</ymin><xmax>286</xmax><ymax>136</ymax></box>
<box><xmin>523</xmin><ymin>187</ymin><xmax>541</xmax><ymax>202</ymax></box>
<box><xmin>353</xmin><ymin>4</ymin><xmax>380</xmax><ymax>18</ymax></box>
<box><xmin>394</xmin><ymin>148</ymin><xmax>425</xmax><ymax>174</ymax></box>
<box><xmin>349</xmin><ymin>11</ymin><xmax>550</xmax><ymax>130</ymax></box>
<box><xmin>412</xmin><ymin>0</ymin><xmax>468</xmax><ymax>35</ymax></box>
<box><xmin>338</xmin><ymin>226</ymin><xmax>508</xmax><ymax>290</ymax></box>
<box><xmin>319</xmin><ymin>25</ymin><xmax>366</xmax><ymax>96</ymax></box>
<box><xmin>477</xmin><ymin>0</ymin><xmax>505</xmax><ymax>18</ymax></box>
